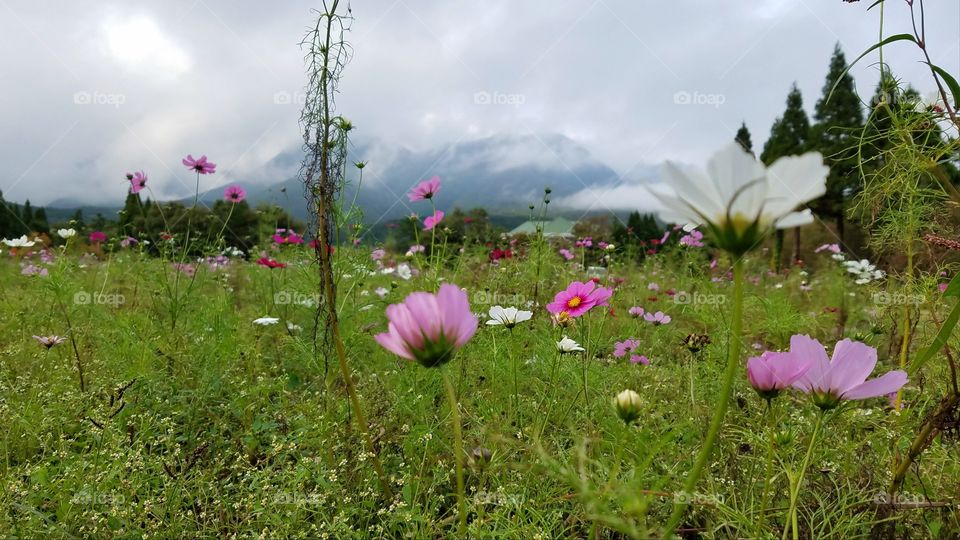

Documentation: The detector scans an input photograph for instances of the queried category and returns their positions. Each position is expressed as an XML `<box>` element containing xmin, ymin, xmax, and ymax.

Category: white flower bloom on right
<box><xmin>843</xmin><ymin>259</ymin><xmax>885</xmax><ymax>285</ymax></box>
<box><xmin>648</xmin><ymin>142</ymin><xmax>829</xmax><ymax>255</ymax></box>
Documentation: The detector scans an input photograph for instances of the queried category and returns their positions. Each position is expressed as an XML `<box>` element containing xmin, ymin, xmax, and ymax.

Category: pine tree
<box><xmin>735</xmin><ymin>122</ymin><xmax>753</xmax><ymax>154</ymax></box>
<box><xmin>761</xmin><ymin>83</ymin><xmax>812</xmax><ymax>270</ymax></box>
<box><xmin>21</xmin><ymin>200</ymin><xmax>34</xmax><ymax>235</ymax></box>
<box><xmin>811</xmin><ymin>43</ymin><xmax>865</xmax><ymax>242</ymax></box>
<box><xmin>32</xmin><ymin>207</ymin><xmax>50</xmax><ymax>235</ymax></box>
<box><xmin>0</xmin><ymin>190</ymin><xmax>9</xmax><ymax>238</ymax></box>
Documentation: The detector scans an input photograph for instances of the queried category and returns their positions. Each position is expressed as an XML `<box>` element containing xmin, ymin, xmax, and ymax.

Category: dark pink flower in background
<box><xmin>224</xmin><ymin>185</ymin><xmax>246</xmax><ymax>203</ymax></box>
<box><xmin>89</xmin><ymin>231</ymin><xmax>107</xmax><ymax>244</ymax></box>
<box><xmin>128</xmin><ymin>171</ymin><xmax>148</xmax><ymax>194</ymax></box>
<box><xmin>423</xmin><ymin>210</ymin><xmax>444</xmax><ymax>231</ymax></box>
<box><xmin>628</xmin><ymin>306</ymin><xmax>645</xmax><ymax>318</ymax></box>
<box><xmin>183</xmin><ymin>154</ymin><xmax>216</xmax><ymax>174</ymax></box>
<box><xmin>171</xmin><ymin>263</ymin><xmax>196</xmax><ymax>278</ymax></box>
<box><xmin>407</xmin><ymin>176</ymin><xmax>441</xmax><ymax>201</ymax></box>
<box><xmin>558</xmin><ymin>248</ymin><xmax>574</xmax><ymax>261</ymax></box>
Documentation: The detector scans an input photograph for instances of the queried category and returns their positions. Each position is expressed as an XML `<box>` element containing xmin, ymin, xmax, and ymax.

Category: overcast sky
<box><xmin>1</xmin><ymin>0</ymin><xmax>957</xmax><ymax>209</ymax></box>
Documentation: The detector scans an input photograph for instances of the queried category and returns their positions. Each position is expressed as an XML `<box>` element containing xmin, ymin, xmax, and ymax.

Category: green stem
<box><xmin>664</xmin><ymin>257</ymin><xmax>744</xmax><ymax>535</ymax></box>
<box><xmin>754</xmin><ymin>399</ymin><xmax>778</xmax><ymax>536</ymax></box>
<box><xmin>782</xmin><ymin>412</ymin><xmax>824</xmax><ymax>540</ymax></box>
<box><xmin>442</xmin><ymin>370</ymin><xmax>466</xmax><ymax>535</ymax></box>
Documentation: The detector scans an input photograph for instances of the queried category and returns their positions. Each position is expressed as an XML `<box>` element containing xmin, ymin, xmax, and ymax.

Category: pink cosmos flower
<box><xmin>224</xmin><ymin>185</ymin><xmax>246</xmax><ymax>203</ymax></box>
<box><xmin>545</xmin><ymin>281</ymin><xmax>614</xmax><ymax>318</ymax></box>
<box><xmin>89</xmin><ymin>231</ymin><xmax>107</xmax><ymax>244</ymax></box>
<box><xmin>631</xmin><ymin>355</ymin><xmax>650</xmax><ymax>365</ymax></box>
<box><xmin>648</xmin><ymin>282</ymin><xmax>660</xmax><ymax>291</ymax></box>
<box><xmin>939</xmin><ymin>283</ymin><xmax>949</xmax><ymax>293</ymax></box>
<box><xmin>559</xmin><ymin>248</ymin><xmax>575</xmax><ymax>261</ymax></box>
<box><xmin>643</xmin><ymin>311</ymin><xmax>671</xmax><ymax>325</ymax></box>
<box><xmin>613</xmin><ymin>339</ymin><xmax>640</xmax><ymax>358</ymax></box>
<box><xmin>128</xmin><ymin>171</ymin><xmax>148</xmax><ymax>194</ymax></box>
<box><xmin>746</xmin><ymin>350</ymin><xmax>812</xmax><ymax>400</ymax></box>
<box><xmin>374</xmin><ymin>283</ymin><xmax>478</xmax><ymax>367</ymax></box>
<box><xmin>408</xmin><ymin>176</ymin><xmax>441</xmax><ymax>201</ymax></box>
<box><xmin>679</xmin><ymin>229</ymin><xmax>704</xmax><ymax>247</ymax></box>
<box><xmin>814</xmin><ymin>243</ymin><xmax>841</xmax><ymax>254</ymax></box>
<box><xmin>371</xmin><ymin>248</ymin><xmax>386</xmax><ymax>261</ymax></box>
<box><xmin>171</xmin><ymin>263</ymin><xmax>196</xmax><ymax>278</ymax></box>
<box><xmin>423</xmin><ymin>210</ymin><xmax>444</xmax><ymax>231</ymax></box>
<box><xmin>788</xmin><ymin>335</ymin><xmax>908</xmax><ymax>409</ymax></box>
<box><xmin>33</xmin><ymin>335</ymin><xmax>66</xmax><ymax>349</ymax></box>
<box><xmin>660</xmin><ymin>231</ymin><xmax>670</xmax><ymax>244</ymax></box>
<box><xmin>628</xmin><ymin>306</ymin><xmax>645</xmax><ymax>318</ymax></box>
<box><xmin>121</xmin><ymin>237</ymin><xmax>138</xmax><ymax>248</ymax></box>
<box><xmin>408</xmin><ymin>244</ymin><xmax>426</xmax><ymax>254</ymax></box>
<box><xmin>21</xmin><ymin>264</ymin><xmax>48</xmax><ymax>277</ymax></box>
<box><xmin>182</xmin><ymin>154</ymin><xmax>216</xmax><ymax>174</ymax></box>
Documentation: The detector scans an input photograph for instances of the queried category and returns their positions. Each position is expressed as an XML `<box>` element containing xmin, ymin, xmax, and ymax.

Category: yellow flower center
<box><xmin>567</xmin><ymin>297</ymin><xmax>582</xmax><ymax>308</ymax></box>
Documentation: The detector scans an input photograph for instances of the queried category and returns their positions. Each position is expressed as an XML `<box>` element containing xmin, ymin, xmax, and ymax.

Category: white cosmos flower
<box><xmin>3</xmin><ymin>235</ymin><xmax>36</xmax><ymax>248</ymax></box>
<box><xmin>253</xmin><ymin>316</ymin><xmax>280</xmax><ymax>326</ymax></box>
<box><xmin>557</xmin><ymin>335</ymin><xmax>585</xmax><ymax>353</ymax></box>
<box><xmin>57</xmin><ymin>228</ymin><xmax>77</xmax><ymax>239</ymax></box>
<box><xmin>485</xmin><ymin>305</ymin><xmax>533</xmax><ymax>328</ymax></box>
<box><xmin>396</xmin><ymin>263</ymin><xmax>413</xmax><ymax>280</ymax></box>
<box><xmin>648</xmin><ymin>142</ymin><xmax>828</xmax><ymax>254</ymax></box>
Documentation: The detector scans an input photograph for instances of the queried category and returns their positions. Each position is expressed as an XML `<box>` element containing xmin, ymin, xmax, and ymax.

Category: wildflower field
<box><xmin>4</xmin><ymin>1</ymin><xmax>960</xmax><ymax>538</ymax></box>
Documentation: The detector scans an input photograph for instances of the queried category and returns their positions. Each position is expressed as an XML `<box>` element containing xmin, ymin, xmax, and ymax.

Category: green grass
<box><xmin>0</xmin><ymin>244</ymin><xmax>957</xmax><ymax>538</ymax></box>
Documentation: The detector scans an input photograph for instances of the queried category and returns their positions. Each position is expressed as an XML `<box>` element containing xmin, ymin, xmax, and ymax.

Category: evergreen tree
<box><xmin>761</xmin><ymin>84</ymin><xmax>811</xmax><ymax>164</ymax></box>
<box><xmin>71</xmin><ymin>209</ymin><xmax>85</xmax><ymax>231</ymax></box>
<box><xmin>811</xmin><ymin>43</ymin><xmax>865</xmax><ymax>242</ymax></box>
<box><xmin>735</xmin><ymin>122</ymin><xmax>753</xmax><ymax>154</ymax></box>
<box><xmin>119</xmin><ymin>193</ymin><xmax>142</xmax><ymax>237</ymax></box>
<box><xmin>761</xmin><ymin>84</ymin><xmax>812</xmax><ymax>270</ymax></box>
<box><xmin>0</xmin><ymin>190</ymin><xmax>9</xmax><ymax>238</ymax></box>
<box><xmin>32</xmin><ymin>207</ymin><xmax>50</xmax><ymax>235</ymax></box>
<box><xmin>21</xmin><ymin>200</ymin><xmax>34</xmax><ymax>235</ymax></box>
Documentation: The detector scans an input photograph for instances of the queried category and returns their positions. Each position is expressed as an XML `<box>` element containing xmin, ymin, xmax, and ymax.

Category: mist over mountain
<box><xmin>42</xmin><ymin>133</ymin><xmax>661</xmax><ymax>224</ymax></box>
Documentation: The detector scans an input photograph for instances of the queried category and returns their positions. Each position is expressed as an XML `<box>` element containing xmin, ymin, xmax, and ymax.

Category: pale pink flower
<box><xmin>643</xmin><ymin>311</ymin><xmax>671</xmax><ymax>325</ymax></box>
<box><xmin>789</xmin><ymin>335</ymin><xmax>908</xmax><ymax>409</ymax></box>
<box><xmin>746</xmin><ymin>350</ymin><xmax>812</xmax><ymax>400</ymax></box>
<box><xmin>374</xmin><ymin>283</ymin><xmax>478</xmax><ymax>367</ymax></box>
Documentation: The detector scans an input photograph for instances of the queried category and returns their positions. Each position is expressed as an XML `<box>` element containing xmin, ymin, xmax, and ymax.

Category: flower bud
<box><xmin>614</xmin><ymin>389</ymin><xmax>642</xmax><ymax>424</ymax></box>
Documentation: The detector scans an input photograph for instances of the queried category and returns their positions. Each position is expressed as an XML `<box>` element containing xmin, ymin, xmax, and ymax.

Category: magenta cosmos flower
<box><xmin>408</xmin><ymin>176</ymin><xmax>441</xmax><ymax>202</ymax></box>
<box><xmin>423</xmin><ymin>210</ymin><xmax>444</xmax><ymax>231</ymax></box>
<box><xmin>375</xmin><ymin>283</ymin><xmax>478</xmax><ymax>367</ymax></box>
<box><xmin>89</xmin><ymin>231</ymin><xmax>107</xmax><ymax>244</ymax></box>
<box><xmin>746</xmin><ymin>350</ymin><xmax>812</xmax><ymax>400</ymax></box>
<box><xmin>224</xmin><ymin>185</ymin><xmax>246</xmax><ymax>203</ymax></box>
<box><xmin>787</xmin><ymin>335</ymin><xmax>908</xmax><ymax>410</ymax></box>
<box><xmin>558</xmin><ymin>248</ymin><xmax>575</xmax><ymax>261</ymax></box>
<box><xmin>546</xmin><ymin>281</ymin><xmax>614</xmax><ymax>318</ymax></box>
<box><xmin>127</xmin><ymin>171</ymin><xmax>147</xmax><ymax>194</ymax></box>
<box><xmin>182</xmin><ymin>154</ymin><xmax>216</xmax><ymax>174</ymax></box>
